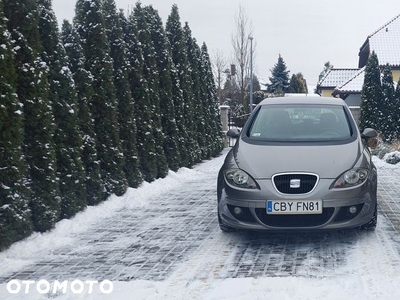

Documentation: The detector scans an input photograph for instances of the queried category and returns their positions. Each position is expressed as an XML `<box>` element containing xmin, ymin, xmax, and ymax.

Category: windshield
<box><xmin>248</xmin><ymin>104</ymin><xmax>353</xmax><ymax>142</ymax></box>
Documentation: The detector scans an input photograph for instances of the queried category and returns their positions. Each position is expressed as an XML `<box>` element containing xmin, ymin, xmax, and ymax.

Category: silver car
<box><xmin>217</xmin><ymin>96</ymin><xmax>378</xmax><ymax>232</ymax></box>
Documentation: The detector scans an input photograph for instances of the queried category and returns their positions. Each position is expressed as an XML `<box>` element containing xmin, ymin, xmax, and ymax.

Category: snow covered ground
<box><xmin>1</xmin><ymin>149</ymin><xmax>400</xmax><ymax>300</ymax></box>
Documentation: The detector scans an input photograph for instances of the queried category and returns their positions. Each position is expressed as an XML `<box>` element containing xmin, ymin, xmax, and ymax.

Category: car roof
<box><xmin>258</xmin><ymin>96</ymin><xmax>347</xmax><ymax>106</ymax></box>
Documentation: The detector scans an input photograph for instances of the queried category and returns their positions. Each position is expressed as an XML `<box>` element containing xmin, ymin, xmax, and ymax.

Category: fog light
<box><xmin>233</xmin><ymin>207</ymin><xmax>243</xmax><ymax>215</ymax></box>
<box><xmin>348</xmin><ymin>206</ymin><xmax>358</xmax><ymax>214</ymax></box>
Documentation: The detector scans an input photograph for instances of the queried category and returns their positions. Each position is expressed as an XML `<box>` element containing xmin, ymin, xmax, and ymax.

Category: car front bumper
<box><xmin>218</xmin><ymin>178</ymin><xmax>377</xmax><ymax>231</ymax></box>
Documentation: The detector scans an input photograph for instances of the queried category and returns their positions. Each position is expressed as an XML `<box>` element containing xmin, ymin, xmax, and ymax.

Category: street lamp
<box><xmin>249</xmin><ymin>36</ymin><xmax>254</xmax><ymax>113</ymax></box>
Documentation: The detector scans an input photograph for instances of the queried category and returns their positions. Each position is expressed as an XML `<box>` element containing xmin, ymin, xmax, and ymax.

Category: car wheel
<box><xmin>360</xmin><ymin>204</ymin><xmax>377</xmax><ymax>231</ymax></box>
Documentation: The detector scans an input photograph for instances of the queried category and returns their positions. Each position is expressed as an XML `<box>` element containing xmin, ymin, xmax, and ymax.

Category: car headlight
<box><xmin>224</xmin><ymin>169</ymin><xmax>257</xmax><ymax>189</ymax></box>
<box><xmin>333</xmin><ymin>168</ymin><xmax>369</xmax><ymax>188</ymax></box>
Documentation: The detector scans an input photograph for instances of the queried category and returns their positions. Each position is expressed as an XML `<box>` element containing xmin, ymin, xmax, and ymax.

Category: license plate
<box><xmin>266</xmin><ymin>200</ymin><xmax>322</xmax><ymax>214</ymax></box>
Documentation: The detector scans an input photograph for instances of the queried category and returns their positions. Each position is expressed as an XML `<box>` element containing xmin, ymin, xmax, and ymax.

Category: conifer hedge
<box><xmin>0</xmin><ymin>0</ymin><xmax>223</xmax><ymax>250</ymax></box>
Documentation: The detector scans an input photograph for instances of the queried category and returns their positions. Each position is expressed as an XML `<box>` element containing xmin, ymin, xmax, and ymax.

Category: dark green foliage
<box><xmin>200</xmin><ymin>43</ymin><xmax>223</xmax><ymax>156</ymax></box>
<box><xmin>143</xmin><ymin>5</ymin><xmax>181</xmax><ymax>172</ymax></box>
<box><xmin>61</xmin><ymin>20</ymin><xmax>104</xmax><ymax>205</ymax></box>
<box><xmin>288</xmin><ymin>74</ymin><xmax>299</xmax><ymax>93</ymax></box>
<box><xmin>360</xmin><ymin>52</ymin><xmax>382</xmax><ymax>132</ymax></box>
<box><xmin>380</xmin><ymin>64</ymin><xmax>396</xmax><ymax>141</ymax></box>
<box><xmin>183</xmin><ymin>23</ymin><xmax>204</xmax><ymax>163</ymax></box>
<box><xmin>394</xmin><ymin>77</ymin><xmax>400</xmax><ymax>139</ymax></box>
<box><xmin>267</xmin><ymin>54</ymin><xmax>290</xmax><ymax>94</ymax></box>
<box><xmin>38</xmin><ymin>0</ymin><xmax>87</xmax><ymax>219</ymax></box>
<box><xmin>288</xmin><ymin>73</ymin><xmax>308</xmax><ymax>94</ymax></box>
<box><xmin>74</xmin><ymin>0</ymin><xmax>127</xmax><ymax>197</ymax></box>
<box><xmin>0</xmin><ymin>1</ymin><xmax>226</xmax><ymax>249</ymax></box>
<box><xmin>4</xmin><ymin>0</ymin><xmax>60</xmax><ymax>232</ymax></box>
<box><xmin>134</xmin><ymin>3</ymin><xmax>169</xmax><ymax>179</ymax></box>
<box><xmin>121</xmin><ymin>10</ymin><xmax>157</xmax><ymax>182</ymax></box>
<box><xmin>0</xmin><ymin>1</ymin><xmax>33</xmax><ymax>250</ymax></box>
<box><xmin>166</xmin><ymin>5</ymin><xmax>194</xmax><ymax>167</ymax></box>
<box><xmin>102</xmin><ymin>1</ymin><xmax>142</xmax><ymax>187</ymax></box>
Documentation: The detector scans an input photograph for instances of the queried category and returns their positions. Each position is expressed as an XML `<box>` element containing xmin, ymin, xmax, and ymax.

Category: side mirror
<box><xmin>226</xmin><ymin>128</ymin><xmax>240</xmax><ymax>139</ymax></box>
<box><xmin>361</xmin><ymin>128</ymin><xmax>377</xmax><ymax>139</ymax></box>
<box><xmin>361</xmin><ymin>128</ymin><xmax>378</xmax><ymax>149</ymax></box>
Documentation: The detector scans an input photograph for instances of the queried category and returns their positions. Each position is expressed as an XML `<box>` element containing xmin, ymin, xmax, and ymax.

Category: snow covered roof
<box><xmin>359</xmin><ymin>13</ymin><xmax>400</xmax><ymax>67</ymax></box>
<box><xmin>317</xmin><ymin>68</ymin><xmax>360</xmax><ymax>88</ymax></box>
<box><xmin>332</xmin><ymin>67</ymin><xmax>365</xmax><ymax>95</ymax></box>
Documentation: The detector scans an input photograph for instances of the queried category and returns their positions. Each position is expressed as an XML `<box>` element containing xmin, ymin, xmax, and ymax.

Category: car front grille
<box><xmin>255</xmin><ymin>207</ymin><xmax>334</xmax><ymax>227</ymax></box>
<box><xmin>272</xmin><ymin>173</ymin><xmax>318</xmax><ymax>194</ymax></box>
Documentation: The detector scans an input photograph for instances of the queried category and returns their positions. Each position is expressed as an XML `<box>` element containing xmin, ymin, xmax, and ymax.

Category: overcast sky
<box><xmin>52</xmin><ymin>0</ymin><xmax>399</xmax><ymax>87</ymax></box>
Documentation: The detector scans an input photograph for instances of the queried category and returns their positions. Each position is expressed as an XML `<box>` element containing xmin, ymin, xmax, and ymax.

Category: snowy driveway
<box><xmin>1</xmin><ymin>150</ymin><xmax>400</xmax><ymax>299</ymax></box>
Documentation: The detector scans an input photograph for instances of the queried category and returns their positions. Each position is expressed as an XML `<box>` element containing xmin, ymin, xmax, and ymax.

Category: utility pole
<box><xmin>249</xmin><ymin>36</ymin><xmax>254</xmax><ymax>112</ymax></box>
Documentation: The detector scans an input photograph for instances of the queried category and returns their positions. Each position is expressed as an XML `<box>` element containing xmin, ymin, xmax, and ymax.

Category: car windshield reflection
<box><xmin>248</xmin><ymin>104</ymin><xmax>353</xmax><ymax>141</ymax></box>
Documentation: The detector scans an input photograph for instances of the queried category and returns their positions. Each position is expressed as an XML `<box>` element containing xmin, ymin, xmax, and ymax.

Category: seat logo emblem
<box><xmin>290</xmin><ymin>179</ymin><xmax>301</xmax><ymax>188</ymax></box>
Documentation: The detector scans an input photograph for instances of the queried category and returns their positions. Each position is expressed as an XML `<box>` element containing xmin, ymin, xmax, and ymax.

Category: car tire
<box><xmin>360</xmin><ymin>204</ymin><xmax>377</xmax><ymax>231</ymax></box>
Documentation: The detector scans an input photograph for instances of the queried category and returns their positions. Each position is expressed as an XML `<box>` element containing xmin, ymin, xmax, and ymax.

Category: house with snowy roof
<box><xmin>316</xmin><ymin>13</ymin><xmax>400</xmax><ymax>123</ymax></box>
<box><xmin>358</xmin><ymin>14</ymin><xmax>400</xmax><ymax>81</ymax></box>
<box><xmin>316</xmin><ymin>68</ymin><xmax>360</xmax><ymax>97</ymax></box>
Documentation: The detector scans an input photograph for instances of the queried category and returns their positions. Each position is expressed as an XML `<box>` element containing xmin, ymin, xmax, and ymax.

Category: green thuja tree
<box><xmin>102</xmin><ymin>0</ymin><xmax>142</xmax><ymax>187</ymax></box>
<box><xmin>134</xmin><ymin>3</ymin><xmax>168</xmax><ymax>179</ymax></box>
<box><xmin>4</xmin><ymin>0</ymin><xmax>60</xmax><ymax>232</ymax></box>
<box><xmin>394</xmin><ymin>77</ymin><xmax>400</xmax><ymax>139</ymax></box>
<box><xmin>183</xmin><ymin>22</ymin><xmax>205</xmax><ymax>160</ymax></box>
<box><xmin>38</xmin><ymin>0</ymin><xmax>87</xmax><ymax>219</ymax></box>
<box><xmin>61</xmin><ymin>20</ymin><xmax>104</xmax><ymax>205</ymax></box>
<box><xmin>143</xmin><ymin>5</ymin><xmax>181</xmax><ymax>171</ymax></box>
<box><xmin>121</xmin><ymin>10</ymin><xmax>157</xmax><ymax>182</ymax></box>
<box><xmin>359</xmin><ymin>51</ymin><xmax>382</xmax><ymax>132</ymax></box>
<box><xmin>288</xmin><ymin>73</ymin><xmax>308</xmax><ymax>94</ymax></box>
<box><xmin>0</xmin><ymin>1</ymin><xmax>33</xmax><ymax>250</ymax></box>
<box><xmin>381</xmin><ymin>64</ymin><xmax>395</xmax><ymax>141</ymax></box>
<box><xmin>200</xmin><ymin>43</ymin><xmax>223</xmax><ymax>156</ymax></box>
<box><xmin>74</xmin><ymin>0</ymin><xmax>127</xmax><ymax>197</ymax></box>
<box><xmin>166</xmin><ymin>5</ymin><xmax>194</xmax><ymax>167</ymax></box>
<box><xmin>288</xmin><ymin>74</ymin><xmax>300</xmax><ymax>93</ymax></box>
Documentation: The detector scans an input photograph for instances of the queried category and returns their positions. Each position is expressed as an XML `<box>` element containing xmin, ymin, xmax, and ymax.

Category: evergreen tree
<box><xmin>297</xmin><ymin>73</ymin><xmax>308</xmax><ymax>94</ymax></box>
<box><xmin>249</xmin><ymin>75</ymin><xmax>265</xmax><ymax>105</ymax></box>
<box><xmin>360</xmin><ymin>51</ymin><xmax>382</xmax><ymax>132</ymax></box>
<box><xmin>166</xmin><ymin>4</ymin><xmax>192</xmax><ymax>167</ymax></box>
<box><xmin>200</xmin><ymin>43</ymin><xmax>223</xmax><ymax>156</ymax></box>
<box><xmin>102</xmin><ymin>1</ymin><xmax>142</xmax><ymax>187</ymax></box>
<box><xmin>74</xmin><ymin>0</ymin><xmax>127</xmax><ymax>197</ymax></box>
<box><xmin>394</xmin><ymin>77</ymin><xmax>400</xmax><ymax>139</ymax></box>
<box><xmin>288</xmin><ymin>74</ymin><xmax>300</xmax><ymax>93</ymax></box>
<box><xmin>0</xmin><ymin>1</ymin><xmax>32</xmax><ymax>249</ymax></box>
<box><xmin>38</xmin><ymin>0</ymin><xmax>87</xmax><ymax>219</ymax></box>
<box><xmin>121</xmin><ymin>10</ymin><xmax>157</xmax><ymax>182</ymax></box>
<box><xmin>61</xmin><ymin>20</ymin><xmax>104</xmax><ymax>205</ymax></box>
<box><xmin>183</xmin><ymin>22</ymin><xmax>202</xmax><ymax>162</ymax></box>
<box><xmin>143</xmin><ymin>5</ymin><xmax>181</xmax><ymax>171</ymax></box>
<box><xmin>267</xmin><ymin>54</ymin><xmax>290</xmax><ymax>94</ymax></box>
<box><xmin>381</xmin><ymin>64</ymin><xmax>395</xmax><ymax>141</ymax></box>
<box><xmin>288</xmin><ymin>73</ymin><xmax>308</xmax><ymax>93</ymax></box>
<box><xmin>318</xmin><ymin>61</ymin><xmax>333</xmax><ymax>82</ymax></box>
<box><xmin>4</xmin><ymin>0</ymin><xmax>60</xmax><ymax>232</ymax></box>
<box><xmin>134</xmin><ymin>3</ymin><xmax>169</xmax><ymax>179</ymax></box>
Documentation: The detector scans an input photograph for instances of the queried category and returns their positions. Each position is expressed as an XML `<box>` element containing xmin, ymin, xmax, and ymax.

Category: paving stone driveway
<box><xmin>1</xmin><ymin>153</ymin><xmax>400</xmax><ymax>283</ymax></box>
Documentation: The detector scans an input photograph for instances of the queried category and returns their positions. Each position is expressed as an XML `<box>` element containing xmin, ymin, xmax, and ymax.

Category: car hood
<box><xmin>232</xmin><ymin>139</ymin><xmax>362</xmax><ymax>179</ymax></box>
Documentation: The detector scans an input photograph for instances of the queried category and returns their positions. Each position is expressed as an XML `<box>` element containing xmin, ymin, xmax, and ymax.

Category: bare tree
<box><xmin>231</xmin><ymin>5</ymin><xmax>255</xmax><ymax>113</ymax></box>
<box><xmin>212</xmin><ymin>49</ymin><xmax>228</xmax><ymax>104</ymax></box>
